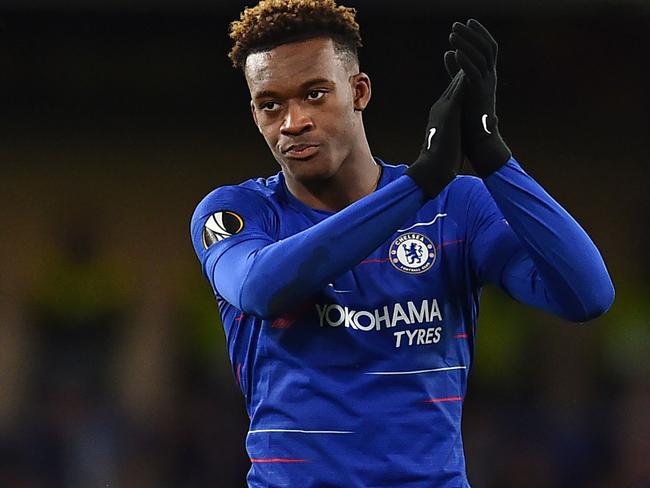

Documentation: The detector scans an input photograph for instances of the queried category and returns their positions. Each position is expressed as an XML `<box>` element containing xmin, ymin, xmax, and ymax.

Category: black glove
<box><xmin>445</xmin><ymin>19</ymin><xmax>511</xmax><ymax>177</ymax></box>
<box><xmin>406</xmin><ymin>70</ymin><xmax>465</xmax><ymax>197</ymax></box>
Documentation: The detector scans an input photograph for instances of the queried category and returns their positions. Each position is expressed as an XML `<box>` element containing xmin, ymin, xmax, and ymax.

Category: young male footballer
<box><xmin>190</xmin><ymin>1</ymin><xmax>614</xmax><ymax>486</ymax></box>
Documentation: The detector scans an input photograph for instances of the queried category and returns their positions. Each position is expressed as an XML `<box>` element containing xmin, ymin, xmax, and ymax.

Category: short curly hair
<box><xmin>228</xmin><ymin>0</ymin><xmax>362</xmax><ymax>70</ymax></box>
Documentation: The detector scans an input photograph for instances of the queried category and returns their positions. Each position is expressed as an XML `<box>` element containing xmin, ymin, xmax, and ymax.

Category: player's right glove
<box><xmin>445</xmin><ymin>19</ymin><xmax>512</xmax><ymax>177</ymax></box>
<box><xmin>405</xmin><ymin>70</ymin><xmax>465</xmax><ymax>197</ymax></box>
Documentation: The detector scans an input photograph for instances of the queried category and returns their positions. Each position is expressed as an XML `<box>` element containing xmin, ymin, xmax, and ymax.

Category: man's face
<box><xmin>245</xmin><ymin>37</ymin><xmax>369</xmax><ymax>183</ymax></box>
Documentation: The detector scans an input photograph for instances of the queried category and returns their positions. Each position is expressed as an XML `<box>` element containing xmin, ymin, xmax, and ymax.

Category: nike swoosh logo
<box><xmin>328</xmin><ymin>283</ymin><xmax>353</xmax><ymax>293</ymax></box>
<box><xmin>426</xmin><ymin>128</ymin><xmax>437</xmax><ymax>149</ymax></box>
<box><xmin>481</xmin><ymin>114</ymin><xmax>492</xmax><ymax>134</ymax></box>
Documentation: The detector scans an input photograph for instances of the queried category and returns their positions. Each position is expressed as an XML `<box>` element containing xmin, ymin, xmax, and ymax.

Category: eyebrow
<box><xmin>253</xmin><ymin>77</ymin><xmax>335</xmax><ymax>101</ymax></box>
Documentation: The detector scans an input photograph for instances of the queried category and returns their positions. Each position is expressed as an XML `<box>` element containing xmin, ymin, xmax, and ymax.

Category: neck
<box><xmin>285</xmin><ymin>139</ymin><xmax>380</xmax><ymax>212</ymax></box>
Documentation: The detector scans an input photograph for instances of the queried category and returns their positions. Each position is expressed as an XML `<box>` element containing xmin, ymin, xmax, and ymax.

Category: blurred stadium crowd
<box><xmin>0</xmin><ymin>1</ymin><xmax>648</xmax><ymax>486</ymax></box>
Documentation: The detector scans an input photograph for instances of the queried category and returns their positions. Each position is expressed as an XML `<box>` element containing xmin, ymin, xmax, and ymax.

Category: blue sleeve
<box><xmin>468</xmin><ymin>157</ymin><xmax>614</xmax><ymax>322</ymax></box>
<box><xmin>191</xmin><ymin>176</ymin><xmax>428</xmax><ymax>319</ymax></box>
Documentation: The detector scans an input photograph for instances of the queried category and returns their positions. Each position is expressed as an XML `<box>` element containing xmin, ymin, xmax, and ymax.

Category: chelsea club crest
<box><xmin>389</xmin><ymin>232</ymin><xmax>436</xmax><ymax>274</ymax></box>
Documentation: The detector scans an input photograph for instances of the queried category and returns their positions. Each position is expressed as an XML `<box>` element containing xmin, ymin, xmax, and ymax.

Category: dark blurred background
<box><xmin>0</xmin><ymin>0</ymin><xmax>648</xmax><ymax>487</ymax></box>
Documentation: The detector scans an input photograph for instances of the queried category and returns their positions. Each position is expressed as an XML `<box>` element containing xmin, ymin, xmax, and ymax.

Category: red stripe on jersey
<box><xmin>453</xmin><ymin>333</ymin><xmax>469</xmax><ymax>339</ymax></box>
<box><xmin>360</xmin><ymin>257</ymin><xmax>391</xmax><ymax>264</ymax></box>
<box><xmin>271</xmin><ymin>316</ymin><xmax>294</xmax><ymax>329</ymax></box>
<box><xmin>436</xmin><ymin>239</ymin><xmax>465</xmax><ymax>249</ymax></box>
<box><xmin>424</xmin><ymin>396</ymin><xmax>464</xmax><ymax>404</ymax></box>
<box><xmin>271</xmin><ymin>302</ymin><xmax>313</xmax><ymax>329</ymax></box>
<box><xmin>251</xmin><ymin>458</ymin><xmax>307</xmax><ymax>463</ymax></box>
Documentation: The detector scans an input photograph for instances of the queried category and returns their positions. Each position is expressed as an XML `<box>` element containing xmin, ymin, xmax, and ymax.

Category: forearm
<box><xmin>484</xmin><ymin>157</ymin><xmax>614</xmax><ymax>321</ymax></box>
<box><xmin>208</xmin><ymin>175</ymin><xmax>427</xmax><ymax>319</ymax></box>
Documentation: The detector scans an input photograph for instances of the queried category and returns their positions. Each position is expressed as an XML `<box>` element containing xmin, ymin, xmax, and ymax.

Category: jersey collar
<box><xmin>279</xmin><ymin>157</ymin><xmax>397</xmax><ymax>217</ymax></box>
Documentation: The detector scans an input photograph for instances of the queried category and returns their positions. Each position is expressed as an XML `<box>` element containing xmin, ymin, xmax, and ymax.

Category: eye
<box><xmin>260</xmin><ymin>101</ymin><xmax>280</xmax><ymax>112</ymax></box>
<box><xmin>307</xmin><ymin>90</ymin><xmax>326</xmax><ymax>101</ymax></box>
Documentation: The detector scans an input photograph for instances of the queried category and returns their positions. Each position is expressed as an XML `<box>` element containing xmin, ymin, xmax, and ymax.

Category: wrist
<box><xmin>405</xmin><ymin>159</ymin><xmax>455</xmax><ymax>197</ymax></box>
<box><xmin>467</xmin><ymin>133</ymin><xmax>511</xmax><ymax>178</ymax></box>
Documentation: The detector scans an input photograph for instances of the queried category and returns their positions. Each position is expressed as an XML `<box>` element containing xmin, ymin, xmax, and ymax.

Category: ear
<box><xmin>250</xmin><ymin>100</ymin><xmax>262</xmax><ymax>133</ymax></box>
<box><xmin>351</xmin><ymin>72</ymin><xmax>371</xmax><ymax>111</ymax></box>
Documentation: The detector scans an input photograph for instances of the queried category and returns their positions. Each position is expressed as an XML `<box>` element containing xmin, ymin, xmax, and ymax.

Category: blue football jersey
<box><xmin>190</xmin><ymin>158</ymin><xmax>613</xmax><ymax>487</ymax></box>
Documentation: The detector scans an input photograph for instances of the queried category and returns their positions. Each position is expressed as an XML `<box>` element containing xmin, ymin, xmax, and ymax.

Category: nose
<box><xmin>280</xmin><ymin>101</ymin><xmax>313</xmax><ymax>136</ymax></box>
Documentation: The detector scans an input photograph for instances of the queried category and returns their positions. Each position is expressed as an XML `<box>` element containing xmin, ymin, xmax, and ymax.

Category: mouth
<box><xmin>283</xmin><ymin>143</ymin><xmax>320</xmax><ymax>160</ymax></box>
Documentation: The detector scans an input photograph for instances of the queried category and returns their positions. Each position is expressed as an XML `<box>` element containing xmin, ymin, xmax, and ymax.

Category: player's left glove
<box><xmin>445</xmin><ymin>19</ymin><xmax>512</xmax><ymax>177</ymax></box>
